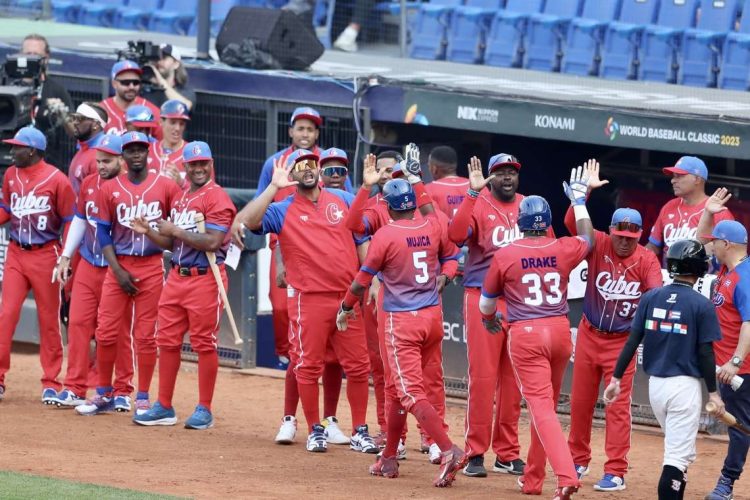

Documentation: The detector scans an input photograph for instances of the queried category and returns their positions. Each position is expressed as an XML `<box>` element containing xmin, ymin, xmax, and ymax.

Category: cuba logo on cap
<box><xmin>101</xmin><ymin>136</ymin><xmax>111</xmax><ymax>146</ymax></box>
<box><xmin>192</xmin><ymin>144</ymin><xmax>202</xmax><ymax>155</ymax></box>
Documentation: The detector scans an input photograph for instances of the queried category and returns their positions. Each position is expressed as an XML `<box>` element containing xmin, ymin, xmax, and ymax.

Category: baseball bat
<box><xmin>194</xmin><ymin>213</ymin><xmax>243</xmax><ymax>345</ymax></box>
<box><xmin>706</xmin><ymin>402</ymin><xmax>750</xmax><ymax>436</ymax></box>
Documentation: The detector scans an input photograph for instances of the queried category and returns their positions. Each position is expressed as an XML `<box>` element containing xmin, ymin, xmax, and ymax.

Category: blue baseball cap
<box><xmin>488</xmin><ymin>153</ymin><xmax>521</xmax><ymax>174</ymax></box>
<box><xmin>92</xmin><ymin>134</ymin><xmax>123</xmax><ymax>155</ymax></box>
<box><xmin>3</xmin><ymin>126</ymin><xmax>46</xmax><ymax>151</ymax></box>
<box><xmin>120</xmin><ymin>131</ymin><xmax>150</xmax><ymax>147</ymax></box>
<box><xmin>290</xmin><ymin>107</ymin><xmax>322</xmax><ymax>127</ymax></box>
<box><xmin>663</xmin><ymin>156</ymin><xmax>708</xmax><ymax>180</ymax></box>
<box><xmin>183</xmin><ymin>141</ymin><xmax>212</xmax><ymax>163</ymax></box>
<box><xmin>125</xmin><ymin>105</ymin><xmax>157</xmax><ymax>128</ymax></box>
<box><xmin>286</xmin><ymin>148</ymin><xmax>319</xmax><ymax>165</ymax></box>
<box><xmin>111</xmin><ymin>60</ymin><xmax>142</xmax><ymax>80</ymax></box>
<box><xmin>319</xmin><ymin>148</ymin><xmax>348</xmax><ymax>167</ymax></box>
<box><xmin>703</xmin><ymin>220</ymin><xmax>748</xmax><ymax>245</ymax></box>
<box><xmin>610</xmin><ymin>207</ymin><xmax>643</xmax><ymax>238</ymax></box>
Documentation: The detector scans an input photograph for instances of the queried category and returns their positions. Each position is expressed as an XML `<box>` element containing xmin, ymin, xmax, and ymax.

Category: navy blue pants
<box><xmin>719</xmin><ymin>374</ymin><xmax>750</xmax><ymax>482</ymax></box>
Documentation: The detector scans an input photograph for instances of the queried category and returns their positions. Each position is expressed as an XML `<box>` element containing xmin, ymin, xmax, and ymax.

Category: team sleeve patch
<box><xmin>205</xmin><ymin>223</ymin><xmax>228</xmax><ymax>233</ymax></box>
<box><xmin>648</xmin><ymin>236</ymin><xmax>663</xmax><ymax>247</ymax></box>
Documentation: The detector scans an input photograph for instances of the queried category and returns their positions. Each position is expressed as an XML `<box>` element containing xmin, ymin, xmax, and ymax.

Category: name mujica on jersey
<box><xmin>406</xmin><ymin>235</ymin><xmax>431</xmax><ymax>248</ymax></box>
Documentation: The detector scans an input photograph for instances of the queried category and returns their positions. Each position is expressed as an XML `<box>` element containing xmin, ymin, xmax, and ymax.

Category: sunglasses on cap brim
<box><xmin>321</xmin><ymin>166</ymin><xmax>348</xmax><ymax>177</ymax></box>
<box><xmin>292</xmin><ymin>159</ymin><xmax>318</xmax><ymax>172</ymax></box>
<box><xmin>610</xmin><ymin>222</ymin><xmax>642</xmax><ymax>235</ymax></box>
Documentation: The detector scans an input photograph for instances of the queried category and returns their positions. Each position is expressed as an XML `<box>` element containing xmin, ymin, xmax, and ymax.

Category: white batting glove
<box><xmin>336</xmin><ymin>303</ymin><xmax>355</xmax><ymax>331</ymax></box>
<box><xmin>563</xmin><ymin>165</ymin><xmax>589</xmax><ymax>206</ymax></box>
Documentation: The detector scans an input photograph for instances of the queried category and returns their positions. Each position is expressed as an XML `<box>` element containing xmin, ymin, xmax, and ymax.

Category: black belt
<box><xmin>172</xmin><ymin>265</ymin><xmax>209</xmax><ymax>277</ymax></box>
<box><xmin>10</xmin><ymin>239</ymin><xmax>56</xmax><ymax>251</ymax></box>
<box><xmin>582</xmin><ymin>315</ymin><xmax>627</xmax><ymax>336</ymax></box>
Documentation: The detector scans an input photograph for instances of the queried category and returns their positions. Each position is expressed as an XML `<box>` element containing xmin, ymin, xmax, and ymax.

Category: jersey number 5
<box><xmin>521</xmin><ymin>272</ymin><xmax>562</xmax><ymax>306</ymax></box>
<box><xmin>413</xmin><ymin>251</ymin><xmax>429</xmax><ymax>284</ymax></box>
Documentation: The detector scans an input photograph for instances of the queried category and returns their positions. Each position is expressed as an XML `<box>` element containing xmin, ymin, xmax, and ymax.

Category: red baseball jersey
<box><xmin>361</xmin><ymin>216</ymin><xmax>460</xmax><ymax>312</ymax></box>
<box><xmin>253</xmin><ymin>188</ymin><xmax>366</xmax><ymax>293</ymax></box>
<box><xmin>68</xmin><ymin>133</ymin><xmax>103</xmax><ymax>195</ymax></box>
<box><xmin>75</xmin><ymin>173</ymin><xmax>112</xmax><ymax>267</ymax></box>
<box><xmin>99</xmin><ymin>97</ymin><xmax>161</xmax><ymax>136</ymax></box>
<box><xmin>482</xmin><ymin>236</ymin><xmax>590</xmax><ymax>322</ymax></box>
<box><xmin>0</xmin><ymin>160</ymin><xmax>75</xmax><ymax>245</ymax></box>
<box><xmin>148</xmin><ymin>140</ymin><xmax>185</xmax><ymax>174</ymax></box>
<box><xmin>648</xmin><ymin>197</ymin><xmax>734</xmax><ymax>266</ymax></box>
<box><xmin>169</xmin><ymin>180</ymin><xmax>236</xmax><ymax>267</ymax></box>
<box><xmin>712</xmin><ymin>260</ymin><xmax>750</xmax><ymax>375</ymax></box>
<box><xmin>94</xmin><ymin>171</ymin><xmax>181</xmax><ymax>256</ymax></box>
<box><xmin>425</xmin><ymin>176</ymin><xmax>469</xmax><ymax>218</ymax></box>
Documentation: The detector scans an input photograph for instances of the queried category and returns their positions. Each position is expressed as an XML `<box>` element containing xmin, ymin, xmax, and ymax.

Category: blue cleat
<box><xmin>594</xmin><ymin>473</ymin><xmax>626</xmax><ymax>491</ymax></box>
<box><xmin>75</xmin><ymin>393</ymin><xmax>114</xmax><ymax>416</ymax></box>
<box><xmin>133</xmin><ymin>401</ymin><xmax>177</xmax><ymax>426</ymax></box>
<box><xmin>41</xmin><ymin>388</ymin><xmax>57</xmax><ymax>405</ymax></box>
<box><xmin>184</xmin><ymin>405</ymin><xmax>214</xmax><ymax>430</ymax></box>
<box><xmin>705</xmin><ymin>474</ymin><xmax>734</xmax><ymax>500</ymax></box>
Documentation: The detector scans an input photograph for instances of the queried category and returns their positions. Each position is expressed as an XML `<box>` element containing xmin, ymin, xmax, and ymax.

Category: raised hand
<box><xmin>362</xmin><ymin>153</ymin><xmax>379</xmax><ymax>188</ymax></box>
<box><xmin>405</xmin><ymin>142</ymin><xmax>420</xmax><ymax>166</ymax></box>
<box><xmin>706</xmin><ymin>187</ymin><xmax>732</xmax><ymax>215</ymax></box>
<box><xmin>271</xmin><ymin>157</ymin><xmax>299</xmax><ymax>189</ymax></box>
<box><xmin>468</xmin><ymin>156</ymin><xmax>493</xmax><ymax>192</ymax></box>
<box><xmin>563</xmin><ymin>164</ymin><xmax>589</xmax><ymax>206</ymax></box>
<box><xmin>584</xmin><ymin>159</ymin><xmax>608</xmax><ymax>192</ymax></box>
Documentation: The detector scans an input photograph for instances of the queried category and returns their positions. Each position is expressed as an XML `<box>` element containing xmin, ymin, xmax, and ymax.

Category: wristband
<box><xmin>481</xmin><ymin>310</ymin><xmax>497</xmax><ymax>321</ymax></box>
<box><xmin>342</xmin><ymin>289</ymin><xmax>359</xmax><ymax>310</ymax></box>
<box><xmin>573</xmin><ymin>205</ymin><xmax>589</xmax><ymax>220</ymax></box>
<box><xmin>467</xmin><ymin>188</ymin><xmax>480</xmax><ymax>198</ymax></box>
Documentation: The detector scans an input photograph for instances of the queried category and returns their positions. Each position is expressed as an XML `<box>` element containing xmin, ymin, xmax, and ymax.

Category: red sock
<box><xmin>158</xmin><ymin>347</ymin><xmax>181</xmax><ymax>409</ymax></box>
<box><xmin>346</xmin><ymin>378</ymin><xmax>369</xmax><ymax>432</ymax></box>
<box><xmin>137</xmin><ymin>351</ymin><xmax>157</xmax><ymax>394</ymax></box>
<box><xmin>198</xmin><ymin>351</ymin><xmax>218</xmax><ymax>411</ymax></box>
<box><xmin>297</xmin><ymin>379</ymin><xmax>320</xmax><ymax>432</ymax></box>
<box><xmin>322</xmin><ymin>362</ymin><xmax>343</xmax><ymax>417</ymax></box>
<box><xmin>97</xmin><ymin>343</ymin><xmax>117</xmax><ymax>388</ymax></box>
<box><xmin>384</xmin><ymin>399</ymin><xmax>407</xmax><ymax>457</ymax></box>
<box><xmin>412</xmin><ymin>400</ymin><xmax>452</xmax><ymax>451</ymax></box>
<box><xmin>284</xmin><ymin>366</ymin><xmax>299</xmax><ymax>416</ymax></box>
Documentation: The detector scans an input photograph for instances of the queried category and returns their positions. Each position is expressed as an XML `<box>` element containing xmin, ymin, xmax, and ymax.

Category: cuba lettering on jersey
<box><xmin>75</xmin><ymin>173</ymin><xmax>110</xmax><ymax>267</ymax></box>
<box><xmin>0</xmin><ymin>161</ymin><xmax>75</xmax><ymax>245</ymax></box>
<box><xmin>99</xmin><ymin>97</ymin><xmax>161</xmax><ymax>136</ymax></box>
<box><xmin>69</xmin><ymin>134</ymin><xmax>102</xmax><ymax>195</ymax></box>
<box><xmin>253</xmin><ymin>188</ymin><xmax>365</xmax><ymax>293</ymax></box>
<box><xmin>169</xmin><ymin>180</ymin><xmax>236</xmax><ymax>267</ymax></box>
<box><xmin>711</xmin><ymin>260</ymin><xmax>750</xmax><ymax>375</ymax></box>
<box><xmin>425</xmin><ymin>176</ymin><xmax>469</xmax><ymax>218</ymax></box>
<box><xmin>361</xmin><ymin>217</ymin><xmax>460</xmax><ymax>312</ymax></box>
<box><xmin>481</xmin><ymin>236</ymin><xmax>589</xmax><ymax>322</ymax></box>
<box><xmin>94</xmin><ymin>171</ymin><xmax>180</xmax><ymax>256</ymax></box>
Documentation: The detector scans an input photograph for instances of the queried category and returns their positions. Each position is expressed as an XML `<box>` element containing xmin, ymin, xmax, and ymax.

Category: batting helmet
<box><xmin>517</xmin><ymin>195</ymin><xmax>551</xmax><ymax>232</ymax></box>
<box><xmin>382</xmin><ymin>179</ymin><xmax>416</xmax><ymax>212</ymax></box>
<box><xmin>667</xmin><ymin>239</ymin><xmax>708</xmax><ymax>277</ymax></box>
<box><xmin>160</xmin><ymin>99</ymin><xmax>190</xmax><ymax>120</ymax></box>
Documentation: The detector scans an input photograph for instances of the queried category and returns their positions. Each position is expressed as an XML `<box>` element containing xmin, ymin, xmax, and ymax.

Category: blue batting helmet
<box><xmin>517</xmin><ymin>195</ymin><xmax>552</xmax><ymax>232</ymax></box>
<box><xmin>382</xmin><ymin>179</ymin><xmax>416</xmax><ymax>212</ymax></box>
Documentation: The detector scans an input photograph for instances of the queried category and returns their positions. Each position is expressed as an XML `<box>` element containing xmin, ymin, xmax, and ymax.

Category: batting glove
<box><xmin>563</xmin><ymin>165</ymin><xmax>589</xmax><ymax>206</ymax></box>
<box><xmin>336</xmin><ymin>303</ymin><xmax>355</xmax><ymax>331</ymax></box>
<box><xmin>481</xmin><ymin>311</ymin><xmax>505</xmax><ymax>335</ymax></box>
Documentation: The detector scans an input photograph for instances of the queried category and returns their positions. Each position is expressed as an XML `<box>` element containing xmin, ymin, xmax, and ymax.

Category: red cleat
<box><xmin>552</xmin><ymin>486</ymin><xmax>579</xmax><ymax>500</ymax></box>
<box><xmin>434</xmin><ymin>445</ymin><xmax>468</xmax><ymax>487</ymax></box>
<box><xmin>370</xmin><ymin>455</ymin><xmax>399</xmax><ymax>478</ymax></box>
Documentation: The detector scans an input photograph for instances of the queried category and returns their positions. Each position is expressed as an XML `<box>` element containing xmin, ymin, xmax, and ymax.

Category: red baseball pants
<box><xmin>567</xmin><ymin>318</ymin><xmax>636</xmax><ymax>477</ymax></box>
<box><xmin>363</xmin><ymin>290</ymin><xmax>386</xmax><ymax>429</ymax></box>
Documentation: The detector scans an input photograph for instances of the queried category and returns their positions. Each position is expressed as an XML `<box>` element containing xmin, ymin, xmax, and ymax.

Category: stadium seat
<box><xmin>408</xmin><ymin>0</ymin><xmax>464</xmax><ymax>60</ymax></box>
<box><xmin>523</xmin><ymin>0</ymin><xmax>584</xmax><ymax>72</ymax></box>
<box><xmin>313</xmin><ymin>0</ymin><xmax>335</xmax><ymax>48</ymax></box>
<box><xmin>149</xmin><ymin>0</ymin><xmax>197</xmax><ymax>35</ymax></box>
<box><xmin>79</xmin><ymin>0</ymin><xmax>123</xmax><ymax>27</ymax></box>
<box><xmin>10</xmin><ymin>0</ymin><xmax>43</xmax><ymax>16</ymax></box>
<box><xmin>51</xmin><ymin>0</ymin><xmax>88</xmax><ymax>23</ymax></box>
<box><xmin>638</xmin><ymin>0</ymin><xmax>700</xmax><ymax>83</ymax></box>
<box><xmin>560</xmin><ymin>0</ymin><xmax>623</xmax><ymax>76</ymax></box>
<box><xmin>483</xmin><ymin>0</ymin><xmax>545</xmax><ymax>68</ymax></box>
<box><xmin>718</xmin><ymin>0</ymin><xmax>750</xmax><ymax>90</ymax></box>
<box><xmin>599</xmin><ymin>0</ymin><xmax>661</xmax><ymax>80</ymax></box>
<box><xmin>114</xmin><ymin>0</ymin><xmax>160</xmax><ymax>31</ymax></box>
<box><xmin>445</xmin><ymin>0</ymin><xmax>503</xmax><ymax>64</ymax></box>
<box><xmin>678</xmin><ymin>0</ymin><xmax>740</xmax><ymax>87</ymax></box>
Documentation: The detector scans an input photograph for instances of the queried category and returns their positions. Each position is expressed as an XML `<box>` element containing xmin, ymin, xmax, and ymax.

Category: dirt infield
<box><xmin>0</xmin><ymin>350</ymin><xmax>746</xmax><ymax>500</ymax></box>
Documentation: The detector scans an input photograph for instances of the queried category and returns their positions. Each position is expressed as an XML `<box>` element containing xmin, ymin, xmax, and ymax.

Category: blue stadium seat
<box><xmin>445</xmin><ymin>0</ymin><xmax>503</xmax><ymax>64</ymax></box>
<box><xmin>599</xmin><ymin>0</ymin><xmax>661</xmax><ymax>80</ymax></box>
<box><xmin>483</xmin><ymin>0</ymin><xmax>545</xmax><ymax>68</ymax></box>
<box><xmin>51</xmin><ymin>0</ymin><xmax>87</xmax><ymax>23</ymax></box>
<box><xmin>408</xmin><ymin>0</ymin><xmax>464</xmax><ymax>60</ymax></box>
<box><xmin>149</xmin><ymin>0</ymin><xmax>197</xmax><ymax>35</ymax></box>
<box><xmin>11</xmin><ymin>0</ymin><xmax>43</xmax><ymax>16</ymax></box>
<box><xmin>638</xmin><ymin>0</ymin><xmax>700</xmax><ymax>83</ymax></box>
<box><xmin>678</xmin><ymin>0</ymin><xmax>741</xmax><ymax>87</ymax></box>
<box><xmin>719</xmin><ymin>0</ymin><xmax>750</xmax><ymax>89</ymax></box>
<box><xmin>79</xmin><ymin>0</ymin><xmax>123</xmax><ymax>27</ymax></box>
<box><xmin>114</xmin><ymin>0</ymin><xmax>160</xmax><ymax>31</ymax></box>
<box><xmin>523</xmin><ymin>0</ymin><xmax>584</xmax><ymax>72</ymax></box>
<box><xmin>314</xmin><ymin>0</ymin><xmax>335</xmax><ymax>48</ymax></box>
<box><xmin>560</xmin><ymin>0</ymin><xmax>623</xmax><ymax>76</ymax></box>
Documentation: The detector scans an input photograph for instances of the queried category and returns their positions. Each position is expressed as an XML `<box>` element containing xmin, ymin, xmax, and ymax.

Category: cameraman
<box><xmin>141</xmin><ymin>44</ymin><xmax>195</xmax><ymax>111</ymax></box>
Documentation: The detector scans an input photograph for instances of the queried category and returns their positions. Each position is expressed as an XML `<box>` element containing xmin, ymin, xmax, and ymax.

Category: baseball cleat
<box><xmin>370</xmin><ymin>455</ymin><xmax>399</xmax><ymax>478</ymax></box>
<box><xmin>350</xmin><ymin>424</ymin><xmax>379</xmax><ymax>454</ymax></box>
<box><xmin>517</xmin><ymin>475</ymin><xmax>542</xmax><ymax>495</ymax></box>
<box><xmin>275</xmin><ymin>415</ymin><xmax>297</xmax><ymax>444</ymax></box>
<box><xmin>75</xmin><ymin>394</ymin><xmax>114</xmax><ymax>416</ymax></box>
<box><xmin>420</xmin><ymin>433</ymin><xmax>430</xmax><ymax>453</ymax></box>
<box><xmin>428</xmin><ymin>443</ymin><xmax>441</xmax><ymax>464</ymax></box>
<box><xmin>41</xmin><ymin>388</ymin><xmax>57</xmax><ymax>405</ymax></box>
<box><xmin>434</xmin><ymin>445</ymin><xmax>467</xmax><ymax>487</ymax></box>
<box><xmin>373</xmin><ymin>430</ymin><xmax>387</xmax><ymax>449</ymax></box>
<box><xmin>52</xmin><ymin>389</ymin><xmax>85</xmax><ymax>408</ymax></box>
<box><xmin>184</xmin><ymin>405</ymin><xmax>213</xmax><ymax>430</ymax></box>
<box><xmin>574</xmin><ymin>464</ymin><xmax>589</xmax><ymax>480</ymax></box>
<box><xmin>114</xmin><ymin>395</ymin><xmax>132</xmax><ymax>412</ymax></box>
<box><xmin>553</xmin><ymin>485</ymin><xmax>579</xmax><ymax>500</ymax></box>
<box><xmin>705</xmin><ymin>474</ymin><xmax>734</xmax><ymax>500</ymax></box>
<box><xmin>494</xmin><ymin>457</ymin><xmax>526</xmax><ymax>476</ymax></box>
<box><xmin>134</xmin><ymin>392</ymin><xmax>150</xmax><ymax>416</ymax></box>
<box><xmin>306</xmin><ymin>424</ymin><xmax>328</xmax><ymax>453</ymax></box>
<box><xmin>377</xmin><ymin>439</ymin><xmax>407</xmax><ymax>460</ymax></box>
<box><xmin>463</xmin><ymin>455</ymin><xmax>487</xmax><ymax>477</ymax></box>
<box><xmin>322</xmin><ymin>416</ymin><xmax>350</xmax><ymax>444</ymax></box>
<box><xmin>132</xmin><ymin>401</ymin><xmax>177</xmax><ymax>426</ymax></box>
<box><xmin>594</xmin><ymin>474</ymin><xmax>626</xmax><ymax>492</ymax></box>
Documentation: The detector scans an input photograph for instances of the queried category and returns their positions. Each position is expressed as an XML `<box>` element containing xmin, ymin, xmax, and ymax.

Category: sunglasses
<box><xmin>611</xmin><ymin>222</ymin><xmax>641</xmax><ymax>233</ymax></box>
<box><xmin>292</xmin><ymin>159</ymin><xmax>318</xmax><ymax>172</ymax></box>
<box><xmin>321</xmin><ymin>166</ymin><xmax>347</xmax><ymax>177</ymax></box>
<box><xmin>116</xmin><ymin>79</ymin><xmax>142</xmax><ymax>87</ymax></box>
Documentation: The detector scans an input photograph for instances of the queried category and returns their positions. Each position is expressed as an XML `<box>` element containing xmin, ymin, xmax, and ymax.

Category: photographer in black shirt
<box><xmin>141</xmin><ymin>44</ymin><xmax>195</xmax><ymax>111</ymax></box>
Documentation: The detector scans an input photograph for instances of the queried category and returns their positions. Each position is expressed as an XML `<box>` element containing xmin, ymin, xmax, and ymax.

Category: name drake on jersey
<box><xmin>116</xmin><ymin>200</ymin><xmax>162</xmax><ymax>227</ymax></box>
<box><xmin>663</xmin><ymin>223</ymin><xmax>698</xmax><ymax>247</ymax></box>
<box><xmin>492</xmin><ymin>224</ymin><xmax>521</xmax><ymax>248</ymax></box>
<box><xmin>9</xmin><ymin>192</ymin><xmax>51</xmax><ymax>217</ymax></box>
<box><xmin>595</xmin><ymin>271</ymin><xmax>643</xmax><ymax>301</ymax></box>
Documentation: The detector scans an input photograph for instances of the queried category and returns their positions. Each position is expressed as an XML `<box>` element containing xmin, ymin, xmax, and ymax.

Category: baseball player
<box><xmin>131</xmin><ymin>141</ymin><xmax>236</xmax><ymax>429</ymax></box>
<box><xmin>0</xmin><ymin>126</ymin><xmax>75</xmax><ymax>402</ymax></box>
<box><xmin>424</xmin><ymin>145</ymin><xmax>468</xmax><ymax>219</ymax></box>
<box><xmin>100</xmin><ymin>60</ymin><xmax>161</xmax><ymax>136</ymax></box>
<box><xmin>480</xmin><ymin>166</ymin><xmax>595</xmax><ymax>499</ymax></box>
<box><xmin>647</xmin><ymin>156</ymin><xmax>733</xmax><ymax>267</ymax></box>
<box><xmin>75</xmin><ymin>131</ymin><xmax>180</xmax><ymax>416</ymax></box>
<box><xmin>67</xmin><ymin>102</ymin><xmax>108</xmax><ymax>195</ymax></box>
<box><xmin>564</xmin><ymin>161</ymin><xmax>663</xmax><ymax>491</ymax></box>
<box><xmin>603</xmin><ymin>239</ymin><xmax>725</xmax><ymax>500</ymax></box>
<box><xmin>337</xmin><ymin>178</ymin><xmax>465</xmax><ymax>487</ymax></box>
<box><xmin>236</xmin><ymin>149</ymin><xmax>375</xmax><ymax>453</ymax></box>
<box><xmin>52</xmin><ymin>134</ymin><xmax>135</xmax><ymax>410</ymax></box>
<box><xmin>149</xmin><ymin>99</ymin><xmax>194</xmax><ymax>186</ymax></box>
<box><xmin>447</xmin><ymin>154</ymin><xmax>536</xmax><ymax>478</ymax></box>
<box><xmin>124</xmin><ymin>105</ymin><xmax>158</xmax><ymax>141</ymax></box>
<box><xmin>319</xmin><ymin>148</ymin><xmax>353</xmax><ymax>192</ymax></box>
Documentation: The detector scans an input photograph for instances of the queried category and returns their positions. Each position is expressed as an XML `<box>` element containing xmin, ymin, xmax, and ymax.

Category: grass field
<box><xmin>0</xmin><ymin>471</ymin><xmax>186</xmax><ymax>500</ymax></box>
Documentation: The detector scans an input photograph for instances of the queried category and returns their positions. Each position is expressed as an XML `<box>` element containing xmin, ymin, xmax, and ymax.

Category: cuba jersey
<box><xmin>649</xmin><ymin>197</ymin><xmax>734</xmax><ymax>267</ymax></box>
<box><xmin>482</xmin><ymin>236</ymin><xmax>590</xmax><ymax>322</ymax></box>
<box><xmin>149</xmin><ymin>140</ymin><xmax>185</xmax><ymax>173</ymax></box>
<box><xmin>0</xmin><ymin>160</ymin><xmax>75</xmax><ymax>245</ymax></box>
<box><xmin>75</xmin><ymin>173</ymin><xmax>111</xmax><ymax>267</ymax></box>
<box><xmin>582</xmin><ymin>230</ymin><xmax>663</xmax><ymax>332</ymax></box>
<box><xmin>68</xmin><ymin>133</ymin><xmax>102</xmax><ymax>195</ymax></box>
<box><xmin>712</xmin><ymin>260</ymin><xmax>750</xmax><ymax>375</ymax></box>
<box><xmin>425</xmin><ymin>176</ymin><xmax>469</xmax><ymax>218</ymax></box>
<box><xmin>169</xmin><ymin>180</ymin><xmax>236</xmax><ymax>267</ymax></box>
<box><xmin>99</xmin><ymin>97</ymin><xmax>161</xmax><ymax>136</ymax></box>
<box><xmin>361</xmin><ymin>217</ymin><xmax>460</xmax><ymax>312</ymax></box>
<box><xmin>95</xmin><ymin>171</ymin><xmax>180</xmax><ymax>256</ymax></box>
